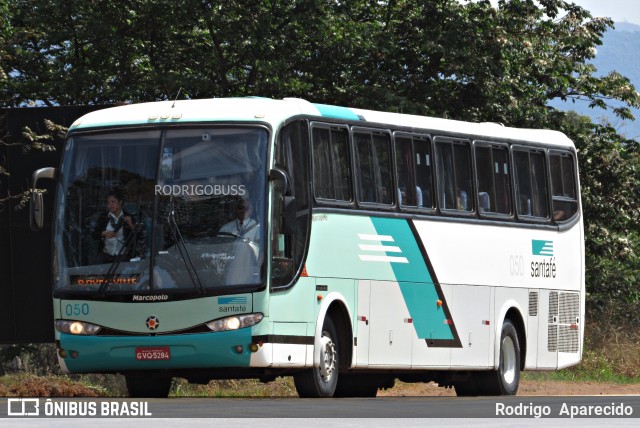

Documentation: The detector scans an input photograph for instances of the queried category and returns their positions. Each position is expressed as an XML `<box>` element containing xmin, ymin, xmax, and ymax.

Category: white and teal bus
<box><xmin>31</xmin><ymin>97</ymin><xmax>584</xmax><ymax>397</ymax></box>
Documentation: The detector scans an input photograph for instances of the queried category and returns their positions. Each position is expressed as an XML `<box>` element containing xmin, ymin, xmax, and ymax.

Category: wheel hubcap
<box><xmin>319</xmin><ymin>331</ymin><xmax>336</xmax><ymax>382</ymax></box>
<box><xmin>501</xmin><ymin>336</ymin><xmax>516</xmax><ymax>385</ymax></box>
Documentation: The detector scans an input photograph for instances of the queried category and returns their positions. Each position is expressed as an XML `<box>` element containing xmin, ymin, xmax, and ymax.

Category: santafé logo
<box><xmin>531</xmin><ymin>239</ymin><xmax>554</xmax><ymax>256</ymax></box>
<box><xmin>530</xmin><ymin>239</ymin><xmax>556</xmax><ymax>279</ymax></box>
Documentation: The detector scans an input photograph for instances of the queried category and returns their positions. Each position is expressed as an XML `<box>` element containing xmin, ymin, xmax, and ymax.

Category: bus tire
<box><xmin>125</xmin><ymin>373</ymin><xmax>172</xmax><ymax>398</ymax></box>
<box><xmin>482</xmin><ymin>319</ymin><xmax>521</xmax><ymax>395</ymax></box>
<box><xmin>294</xmin><ymin>317</ymin><xmax>339</xmax><ymax>398</ymax></box>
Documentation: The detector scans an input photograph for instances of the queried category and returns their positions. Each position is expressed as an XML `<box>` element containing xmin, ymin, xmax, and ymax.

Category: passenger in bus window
<box><xmin>554</xmin><ymin>209</ymin><xmax>567</xmax><ymax>221</ymax></box>
<box><xmin>553</xmin><ymin>201</ymin><xmax>573</xmax><ymax>221</ymax></box>
<box><xmin>478</xmin><ymin>191</ymin><xmax>490</xmax><ymax>212</ymax></box>
<box><xmin>92</xmin><ymin>189</ymin><xmax>145</xmax><ymax>263</ymax></box>
<box><xmin>219</xmin><ymin>197</ymin><xmax>260</xmax><ymax>243</ymax></box>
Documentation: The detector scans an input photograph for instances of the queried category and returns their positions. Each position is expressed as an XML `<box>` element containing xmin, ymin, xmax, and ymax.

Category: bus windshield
<box><xmin>53</xmin><ymin>127</ymin><xmax>268</xmax><ymax>296</ymax></box>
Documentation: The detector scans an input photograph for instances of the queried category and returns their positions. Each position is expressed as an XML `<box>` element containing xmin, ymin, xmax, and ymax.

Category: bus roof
<box><xmin>69</xmin><ymin>97</ymin><xmax>574</xmax><ymax>147</ymax></box>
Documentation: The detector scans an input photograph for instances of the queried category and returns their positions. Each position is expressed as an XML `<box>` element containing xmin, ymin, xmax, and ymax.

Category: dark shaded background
<box><xmin>0</xmin><ymin>106</ymin><xmax>106</xmax><ymax>343</ymax></box>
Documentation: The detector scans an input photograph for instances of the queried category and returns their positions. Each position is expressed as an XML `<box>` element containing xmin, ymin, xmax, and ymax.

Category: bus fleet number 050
<box><xmin>65</xmin><ymin>303</ymin><xmax>90</xmax><ymax>317</ymax></box>
<box><xmin>509</xmin><ymin>255</ymin><xmax>525</xmax><ymax>277</ymax></box>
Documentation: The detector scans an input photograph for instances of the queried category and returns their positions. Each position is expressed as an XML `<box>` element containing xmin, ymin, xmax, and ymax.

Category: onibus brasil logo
<box><xmin>7</xmin><ymin>398</ymin><xmax>152</xmax><ymax>417</ymax></box>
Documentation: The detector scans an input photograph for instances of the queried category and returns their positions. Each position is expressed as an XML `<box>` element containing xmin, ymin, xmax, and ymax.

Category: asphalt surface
<box><xmin>2</xmin><ymin>395</ymin><xmax>639</xmax><ymax>425</ymax></box>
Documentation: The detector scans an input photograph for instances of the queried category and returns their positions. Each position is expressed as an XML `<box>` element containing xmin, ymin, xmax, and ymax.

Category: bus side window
<box><xmin>414</xmin><ymin>137</ymin><xmax>433</xmax><ymax>208</ymax></box>
<box><xmin>311</xmin><ymin>125</ymin><xmax>352</xmax><ymax>202</ymax></box>
<box><xmin>436</xmin><ymin>138</ymin><xmax>474</xmax><ymax>213</ymax></box>
<box><xmin>513</xmin><ymin>148</ymin><xmax>549</xmax><ymax>220</ymax></box>
<box><xmin>549</xmin><ymin>151</ymin><xmax>579</xmax><ymax>221</ymax></box>
<box><xmin>474</xmin><ymin>143</ymin><xmax>511</xmax><ymax>216</ymax></box>
<box><xmin>394</xmin><ymin>135</ymin><xmax>417</xmax><ymax>207</ymax></box>
<box><xmin>394</xmin><ymin>133</ymin><xmax>433</xmax><ymax>209</ymax></box>
<box><xmin>530</xmin><ymin>151</ymin><xmax>549</xmax><ymax>218</ymax></box>
<box><xmin>273</xmin><ymin>120</ymin><xmax>311</xmax><ymax>287</ymax></box>
<box><xmin>353</xmin><ymin>128</ymin><xmax>393</xmax><ymax>205</ymax></box>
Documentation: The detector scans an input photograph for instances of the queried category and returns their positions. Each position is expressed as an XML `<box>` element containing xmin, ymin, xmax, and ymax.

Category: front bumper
<box><xmin>58</xmin><ymin>328</ymin><xmax>254</xmax><ymax>373</ymax></box>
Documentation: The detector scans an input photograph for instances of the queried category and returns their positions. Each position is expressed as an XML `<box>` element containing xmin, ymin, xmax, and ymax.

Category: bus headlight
<box><xmin>55</xmin><ymin>320</ymin><xmax>102</xmax><ymax>335</ymax></box>
<box><xmin>206</xmin><ymin>313</ymin><xmax>263</xmax><ymax>332</ymax></box>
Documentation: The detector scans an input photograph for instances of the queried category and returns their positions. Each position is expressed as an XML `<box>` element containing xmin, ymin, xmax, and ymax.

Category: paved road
<box><xmin>154</xmin><ymin>395</ymin><xmax>640</xmax><ymax>418</ymax></box>
<box><xmin>2</xmin><ymin>395</ymin><xmax>639</xmax><ymax>425</ymax></box>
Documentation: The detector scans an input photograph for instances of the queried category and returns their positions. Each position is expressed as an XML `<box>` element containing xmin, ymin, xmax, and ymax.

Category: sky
<box><xmin>569</xmin><ymin>0</ymin><xmax>640</xmax><ymax>26</ymax></box>
<box><xmin>480</xmin><ymin>0</ymin><xmax>640</xmax><ymax>26</ymax></box>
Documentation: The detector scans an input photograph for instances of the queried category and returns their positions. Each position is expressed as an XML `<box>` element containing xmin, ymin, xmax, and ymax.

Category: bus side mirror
<box><xmin>30</xmin><ymin>191</ymin><xmax>44</xmax><ymax>231</ymax></box>
<box><xmin>269</xmin><ymin>168</ymin><xmax>290</xmax><ymax>194</ymax></box>
<box><xmin>30</xmin><ymin>167</ymin><xmax>57</xmax><ymax>231</ymax></box>
<box><xmin>270</xmin><ymin>168</ymin><xmax>296</xmax><ymax>234</ymax></box>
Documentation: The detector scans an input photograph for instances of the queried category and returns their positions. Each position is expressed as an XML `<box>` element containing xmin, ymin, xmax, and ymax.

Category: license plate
<box><xmin>135</xmin><ymin>346</ymin><xmax>170</xmax><ymax>361</ymax></box>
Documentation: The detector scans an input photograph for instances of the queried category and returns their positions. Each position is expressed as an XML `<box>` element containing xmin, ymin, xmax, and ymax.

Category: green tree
<box><xmin>0</xmin><ymin>0</ymin><xmax>11</xmax><ymax>98</ymax></box>
<box><xmin>1</xmin><ymin>0</ymin><xmax>639</xmax><ymax>316</ymax></box>
<box><xmin>565</xmin><ymin>113</ymin><xmax>640</xmax><ymax>320</ymax></box>
<box><xmin>0</xmin><ymin>119</ymin><xmax>61</xmax><ymax>211</ymax></box>
<box><xmin>1</xmin><ymin>0</ymin><xmax>349</xmax><ymax>104</ymax></box>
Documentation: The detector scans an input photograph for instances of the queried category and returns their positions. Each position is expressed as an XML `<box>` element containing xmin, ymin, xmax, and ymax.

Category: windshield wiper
<box><xmin>166</xmin><ymin>200</ymin><xmax>206</xmax><ymax>294</ymax></box>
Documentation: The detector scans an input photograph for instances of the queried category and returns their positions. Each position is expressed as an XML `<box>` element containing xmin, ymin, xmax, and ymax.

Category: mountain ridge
<box><xmin>550</xmin><ymin>21</ymin><xmax>640</xmax><ymax>139</ymax></box>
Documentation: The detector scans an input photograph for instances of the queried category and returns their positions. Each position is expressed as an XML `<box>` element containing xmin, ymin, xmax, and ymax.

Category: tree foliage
<box><xmin>566</xmin><ymin>113</ymin><xmax>640</xmax><ymax>319</ymax></box>
<box><xmin>1</xmin><ymin>0</ymin><xmax>639</xmax><ymax>313</ymax></box>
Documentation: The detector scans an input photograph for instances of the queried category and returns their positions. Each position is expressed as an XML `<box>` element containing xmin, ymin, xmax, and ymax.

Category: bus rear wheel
<box><xmin>454</xmin><ymin>319</ymin><xmax>521</xmax><ymax>396</ymax></box>
<box><xmin>482</xmin><ymin>319</ymin><xmax>521</xmax><ymax>395</ymax></box>
<box><xmin>125</xmin><ymin>373</ymin><xmax>172</xmax><ymax>398</ymax></box>
<box><xmin>294</xmin><ymin>317</ymin><xmax>339</xmax><ymax>398</ymax></box>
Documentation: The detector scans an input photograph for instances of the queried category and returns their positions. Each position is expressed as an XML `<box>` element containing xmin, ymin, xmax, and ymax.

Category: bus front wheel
<box><xmin>294</xmin><ymin>317</ymin><xmax>339</xmax><ymax>398</ymax></box>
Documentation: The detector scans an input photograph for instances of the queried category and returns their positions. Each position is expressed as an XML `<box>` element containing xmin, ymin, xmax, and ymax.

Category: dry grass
<box><xmin>0</xmin><ymin>374</ymin><xmax>105</xmax><ymax>397</ymax></box>
<box><xmin>523</xmin><ymin>321</ymin><xmax>640</xmax><ymax>383</ymax></box>
<box><xmin>571</xmin><ymin>322</ymin><xmax>640</xmax><ymax>380</ymax></box>
<box><xmin>0</xmin><ymin>374</ymin><xmax>297</xmax><ymax>398</ymax></box>
<box><xmin>171</xmin><ymin>378</ymin><xmax>298</xmax><ymax>397</ymax></box>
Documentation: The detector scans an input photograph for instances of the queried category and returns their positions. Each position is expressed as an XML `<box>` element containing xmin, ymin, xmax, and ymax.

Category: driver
<box><xmin>218</xmin><ymin>197</ymin><xmax>260</xmax><ymax>242</ymax></box>
<box><xmin>92</xmin><ymin>189</ymin><xmax>145</xmax><ymax>263</ymax></box>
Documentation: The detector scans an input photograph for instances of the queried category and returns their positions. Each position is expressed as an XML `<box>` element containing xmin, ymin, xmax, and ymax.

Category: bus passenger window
<box><xmin>395</xmin><ymin>136</ymin><xmax>416</xmax><ymax>206</ymax></box>
<box><xmin>549</xmin><ymin>151</ymin><xmax>578</xmax><ymax>221</ymax></box>
<box><xmin>513</xmin><ymin>149</ymin><xmax>549</xmax><ymax>220</ymax></box>
<box><xmin>436</xmin><ymin>139</ymin><xmax>473</xmax><ymax>213</ymax></box>
<box><xmin>394</xmin><ymin>134</ymin><xmax>433</xmax><ymax>209</ymax></box>
<box><xmin>530</xmin><ymin>152</ymin><xmax>549</xmax><ymax>218</ymax></box>
<box><xmin>415</xmin><ymin>139</ymin><xmax>433</xmax><ymax>208</ymax></box>
<box><xmin>475</xmin><ymin>144</ymin><xmax>511</xmax><ymax>216</ymax></box>
<box><xmin>354</xmin><ymin>129</ymin><xmax>392</xmax><ymax>205</ymax></box>
<box><xmin>312</xmin><ymin>125</ymin><xmax>352</xmax><ymax>202</ymax></box>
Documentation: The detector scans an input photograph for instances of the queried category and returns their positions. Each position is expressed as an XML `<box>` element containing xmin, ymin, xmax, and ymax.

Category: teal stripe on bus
<box><xmin>369</xmin><ymin>217</ymin><xmax>454</xmax><ymax>341</ymax></box>
<box><xmin>313</xmin><ymin>103</ymin><xmax>362</xmax><ymax>121</ymax></box>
